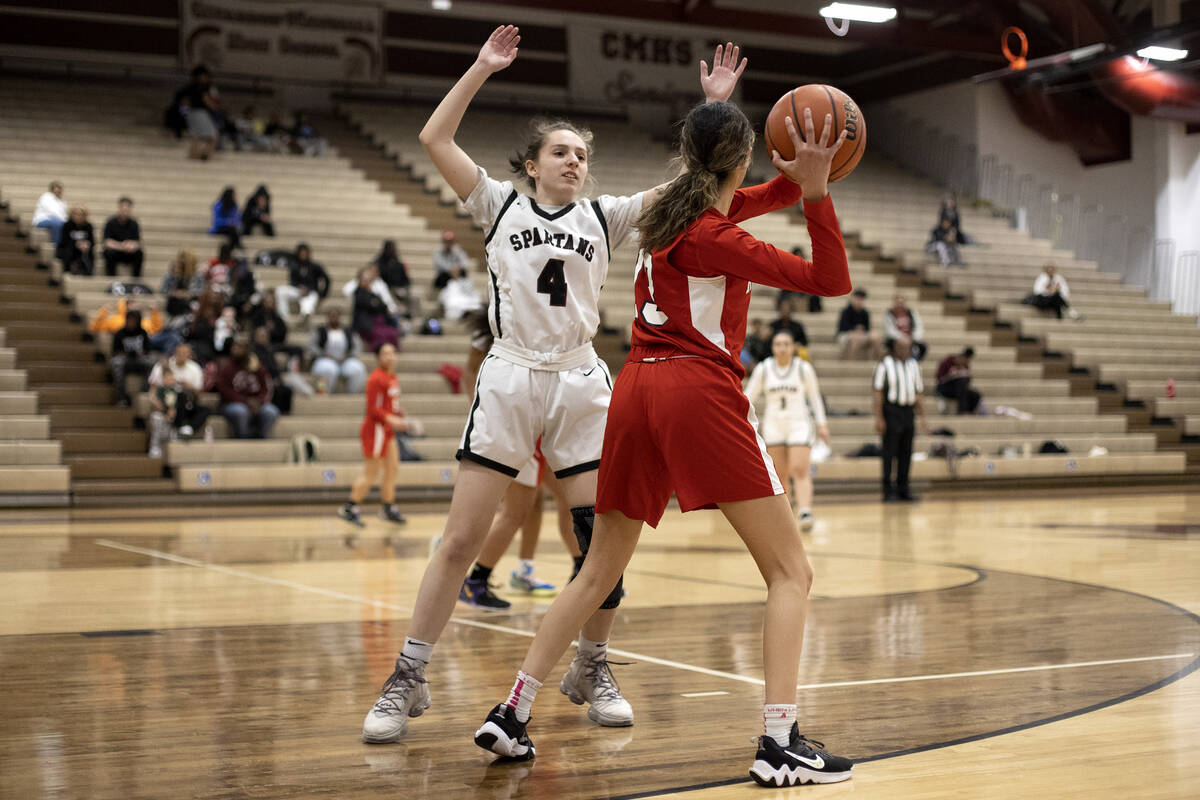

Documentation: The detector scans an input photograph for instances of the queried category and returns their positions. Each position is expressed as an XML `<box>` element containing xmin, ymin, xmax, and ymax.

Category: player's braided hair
<box><xmin>509</xmin><ymin>117</ymin><xmax>595</xmax><ymax>192</ymax></box>
<box><xmin>635</xmin><ymin>101</ymin><xmax>755</xmax><ymax>254</ymax></box>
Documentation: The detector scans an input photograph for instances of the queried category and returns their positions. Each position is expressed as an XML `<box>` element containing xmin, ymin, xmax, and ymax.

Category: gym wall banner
<box><xmin>180</xmin><ymin>1</ymin><xmax>383</xmax><ymax>84</ymax></box>
<box><xmin>567</xmin><ymin>23</ymin><xmax>740</xmax><ymax>117</ymax></box>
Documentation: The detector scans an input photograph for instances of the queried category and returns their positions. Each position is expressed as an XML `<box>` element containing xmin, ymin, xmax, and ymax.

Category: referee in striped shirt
<box><xmin>873</xmin><ymin>338</ymin><xmax>928</xmax><ymax>501</ymax></box>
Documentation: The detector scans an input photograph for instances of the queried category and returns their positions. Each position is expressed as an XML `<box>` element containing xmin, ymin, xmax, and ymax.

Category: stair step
<box><xmin>16</xmin><ymin>343</ymin><xmax>101</xmax><ymax>363</ymax></box>
<box><xmin>0</xmin><ymin>304</ymin><xmax>76</xmax><ymax>324</ymax></box>
<box><xmin>25</xmin><ymin>363</ymin><xmax>109</xmax><ymax>383</ymax></box>
<box><xmin>58</xmin><ymin>430</ymin><xmax>146</xmax><ymax>454</ymax></box>
<box><xmin>65</xmin><ymin>454</ymin><xmax>162</xmax><ymax>480</ymax></box>
<box><xmin>38</xmin><ymin>384</ymin><xmax>113</xmax><ymax>406</ymax></box>
<box><xmin>0</xmin><ymin>323</ymin><xmax>88</xmax><ymax>342</ymax></box>
<box><xmin>0</xmin><ymin>268</ymin><xmax>52</xmax><ymax>287</ymax></box>
<box><xmin>49</xmin><ymin>407</ymin><xmax>135</xmax><ymax>430</ymax></box>
<box><xmin>0</xmin><ymin>286</ymin><xmax>62</xmax><ymax>304</ymax></box>
<box><xmin>72</xmin><ymin>477</ymin><xmax>176</xmax><ymax>497</ymax></box>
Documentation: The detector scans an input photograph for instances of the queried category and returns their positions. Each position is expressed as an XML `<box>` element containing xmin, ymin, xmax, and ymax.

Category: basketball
<box><xmin>764</xmin><ymin>84</ymin><xmax>865</xmax><ymax>182</ymax></box>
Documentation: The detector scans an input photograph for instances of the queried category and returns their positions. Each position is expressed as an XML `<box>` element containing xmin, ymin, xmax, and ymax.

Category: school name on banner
<box><xmin>567</xmin><ymin>24</ymin><xmax>736</xmax><ymax>115</ymax></box>
<box><xmin>181</xmin><ymin>0</ymin><xmax>382</xmax><ymax>84</ymax></box>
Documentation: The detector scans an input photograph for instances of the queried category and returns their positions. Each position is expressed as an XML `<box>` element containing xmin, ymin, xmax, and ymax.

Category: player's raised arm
<box><xmin>419</xmin><ymin>25</ymin><xmax>521</xmax><ymax>201</ymax></box>
<box><xmin>641</xmin><ymin>43</ymin><xmax>747</xmax><ymax>207</ymax></box>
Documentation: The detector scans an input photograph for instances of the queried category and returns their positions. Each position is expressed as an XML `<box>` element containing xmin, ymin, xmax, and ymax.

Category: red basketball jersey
<box><xmin>629</xmin><ymin>176</ymin><xmax>851</xmax><ymax>378</ymax></box>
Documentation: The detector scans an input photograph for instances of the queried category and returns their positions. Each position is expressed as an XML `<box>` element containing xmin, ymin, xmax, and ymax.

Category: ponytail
<box><xmin>635</xmin><ymin>101</ymin><xmax>755</xmax><ymax>254</ymax></box>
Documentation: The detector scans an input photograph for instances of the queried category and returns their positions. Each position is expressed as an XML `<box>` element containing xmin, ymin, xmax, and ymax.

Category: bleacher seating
<box><xmin>0</xmin><ymin>77</ymin><xmax>1188</xmax><ymax>502</ymax></box>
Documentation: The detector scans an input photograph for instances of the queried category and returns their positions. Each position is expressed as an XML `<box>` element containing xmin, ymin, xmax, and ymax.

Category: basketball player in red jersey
<box><xmin>476</xmin><ymin>95</ymin><xmax>855</xmax><ymax>786</ymax></box>
<box><xmin>339</xmin><ymin>343</ymin><xmax>418</xmax><ymax>526</ymax></box>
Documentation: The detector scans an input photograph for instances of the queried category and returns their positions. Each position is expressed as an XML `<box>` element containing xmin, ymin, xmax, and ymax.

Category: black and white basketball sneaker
<box><xmin>338</xmin><ymin>503</ymin><xmax>365</xmax><ymax>528</ymax></box>
<box><xmin>749</xmin><ymin>724</ymin><xmax>852</xmax><ymax>787</ymax></box>
<box><xmin>379</xmin><ymin>504</ymin><xmax>407</xmax><ymax>525</ymax></box>
<box><xmin>474</xmin><ymin>703</ymin><xmax>535</xmax><ymax>760</ymax></box>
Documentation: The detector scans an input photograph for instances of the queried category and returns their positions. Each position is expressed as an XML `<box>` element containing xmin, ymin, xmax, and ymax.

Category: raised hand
<box><xmin>477</xmin><ymin>25</ymin><xmax>520</xmax><ymax>73</ymax></box>
<box><xmin>770</xmin><ymin>107</ymin><xmax>848</xmax><ymax>200</ymax></box>
<box><xmin>699</xmin><ymin>42</ymin><xmax>747</xmax><ymax>103</ymax></box>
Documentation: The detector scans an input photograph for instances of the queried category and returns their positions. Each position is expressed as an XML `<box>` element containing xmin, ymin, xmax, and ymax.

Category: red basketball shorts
<box><xmin>596</xmin><ymin>356</ymin><xmax>784</xmax><ymax>527</ymax></box>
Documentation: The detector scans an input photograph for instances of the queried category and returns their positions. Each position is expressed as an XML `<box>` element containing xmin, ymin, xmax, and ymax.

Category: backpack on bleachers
<box><xmin>288</xmin><ymin>434</ymin><xmax>321</xmax><ymax>464</ymax></box>
<box><xmin>107</xmin><ymin>281</ymin><xmax>154</xmax><ymax>296</ymax></box>
<box><xmin>255</xmin><ymin>249</ymin><xmax>298</xmax><ymax>270</ymax></box>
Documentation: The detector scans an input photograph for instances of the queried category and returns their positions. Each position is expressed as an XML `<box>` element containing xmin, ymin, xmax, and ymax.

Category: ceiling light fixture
<box><xmin>1136</xmin><ymin>45</ymin><xmax>1188</xmax><ymax>61</ymax></box>
<box><xmin>819</xmin><ymin>3</ymin><xmax>898</xmax><ymax>24</ymax></box>
<box><xmin>431</xmin><ymin>0</ymin><xmax>451</xmax><ymax>10</ymax></box>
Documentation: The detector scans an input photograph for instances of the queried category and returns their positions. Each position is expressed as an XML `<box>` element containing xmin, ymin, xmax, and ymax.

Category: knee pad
<box><xmin>571</xmin><ymin>505</ymin><xmax>623</xmax><ymax>609</ymax></box>
<box><xmin>599</xmin><ymin>574</ymin><xmax>623</xmax><ymax>609</ymax></box>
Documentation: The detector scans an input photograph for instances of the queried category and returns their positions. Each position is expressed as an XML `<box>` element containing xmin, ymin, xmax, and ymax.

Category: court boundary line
<box><xmin>91</xmin><ymin>538</ymin><xmax>1194</xmax><ymax>692</ymax></box>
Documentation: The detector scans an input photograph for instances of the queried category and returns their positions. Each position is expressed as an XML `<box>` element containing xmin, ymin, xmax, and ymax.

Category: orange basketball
<box><xmin>764</xmin><ymin>84</ymin><xmax>865</xmax><ymax>182</ymax></box>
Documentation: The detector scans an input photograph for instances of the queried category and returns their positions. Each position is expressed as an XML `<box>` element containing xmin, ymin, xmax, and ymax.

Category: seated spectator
<box><xmin>311</xmin><ymin>308</ymin><xmax>366</xmax><ymax>393</ymax></box>
<box><xmin>740</xmin><ymin>318</ymin><xmax>771</xmax><ymax>368</ymax></box>
<box><xmin>264</xmin><ymin>111</ymin><xmax>292</xmax><ymax>152</ymax></box>
<box><xmin>1030</xmin><ymin>264</ymin><xmax>1080</xmax><ymax>320</ymax></box>
<box><xmin>375</xmin><ymin>239</ymin><xmax>413</xmax><ymax>316</ymax></box>
<box><xmin>242</xmin><ymin>185</ymin><xmax>274</xmax><ymax>237</ymax></box>
<box><xmin>249</xmin><ymin>291</ymin><xmax>305</xmax><ymax>371</ymax></box>
<box><xmin>210</xmin><ymin>187</ymin><xmax>241</xmax><ymax>247</ymax></box>
<box><xmin>926</xmin><ymin>218</ymin><xmax>964</xmax><ymax>267</ymax></box>
<box><xmin>56</xmin><ymin>205</ymin><xmax>95</xmax><ymax>276</ymax></box>
<box><xmin>32</xmin><ymin>181</ymin><xmax>67</xmax><ymax>244</ymax></box>
<box><xmin>201</xmin><ymin>243</ymin><xmax>238</xmax><ymax>295</ymax></box>
<box><xmin>939</xmin><ymin>195</ymin><xmax>970</xmax><ymax>244</ymax></box>
<box><xmin>884</xmin><ymin>295</ymin><xmax>928</xmax><ymax>361</ymax></box>
<box><xmin>926</xmin><ymin>217</ymin><xmax>964</xmax><ymax>267</ymax></box>
<box><xmin>181</xmin><ymin>65</ymin><xmax>219</xmax><ymax>161</ymax></box>
<box><xmin>433</xmin><ymin>230</ymin><xmax>470</xmax><ymax>289</ymax></box>
<box><xmin>216</xmin><ymin>340</ymin><xmax>279</xmax><ymax>439</ymax></box>
<box><xmin>102</xmin><ymin>197</ymin><xmax>144</xmax><ymax>278</ymax></box>
<box><xmin>769</xmin><ymin>306</ymin><xmax>808</xmax><ymax>348</ymax></box>
<box><xmin>353</xmin><ymin>269</ymin><xmax>401</xmax><ymax>352</ymax></box>
<box><xmin>836</xmin><ymin>288</ymin><xmax>883</xmax><ymax>360</ymax></box>
<box><xmin>344</xmin><ymin>264</ymin><xmax>400</xmax><ymax>316</ymax></box>
<box><xmin>186</xmin><ymin>290</ymin><xmax>224</xmax><ymax>364</ymax></box>
<box><xmin>111</xmin><ymin>309</ymin><xmax>152</xmax><ymax>406</ymax></box>
<box><xmin>146</xmin><ymin>343</ymin><xmax>210</xmax><ymax>456</ymax></box>
<box><xmin>162</xmin><ymin>249</ymin><xmax>202</xmax><ymax>320</ymax></box>
<box><xmin>234</xmin><ymin>106</ymin><xmax>273</xmax><ymax>152</ymax></box>
<box><xmin>439</xmin><ymin>270</ymin><xmax>483</xmax><ymax>321</ymax></box>
<box><xmin>251</xmin><ymin>326</ymin><xmax>294</xmax><ymax>415</ymax></box>
<box><xmin>214</xmin><ymin>306</ymin><xmax>239</xmax><ymax>355</ymax></box>
<box><xmin>90</xmin><ymin>297</ymin><xmax>178</xmax><ymax>355</ymax></box>
<box><xmin>291</xmin><ymin>111</ymin><xmax>328</xmax><ymax>157</ymax></box>
<box><xmin>936</xmin><ymin>347</ymin><xmax>981</xmax><ymax>415</ymax></box>
<box><xmin>275</xmin><ymin>243</ymin><xmax>330</xmax><ymax>323</ymax></box>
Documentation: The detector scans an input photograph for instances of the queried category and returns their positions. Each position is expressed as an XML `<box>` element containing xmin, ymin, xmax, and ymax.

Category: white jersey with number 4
<box><xmin>463</xmin><ymin>167</ymin><xmax>643</xmax><ymax>365</ymax></box>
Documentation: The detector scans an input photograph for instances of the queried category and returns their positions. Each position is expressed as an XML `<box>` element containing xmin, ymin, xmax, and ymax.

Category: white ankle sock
<box><xmin>401</xmin><ymin>637</ymin><xmax>434</xmax><ymax>664</ymax></box>
<box><xmin>764</xmin><ymin>704</ymin><xmax>797</xmax><ymax>747</ymax></box>
<box><xmin>576</xmin><ymin>635</ymin><xmax>608</xmax><ymax>661</ymax></box>
<box><xmin>505</xmin><ymin>670</ymin><xmax>542</xmax><ymax>722</ymax></box>
<box><xmin>799</xmin><ymin>507</ymin><xmax>812</xmax><ymax>516</ymax></box>
<box><xmin>518</xmin><ymin>558</ymin><xmax>534</xmax><ymax>574</ymax></box>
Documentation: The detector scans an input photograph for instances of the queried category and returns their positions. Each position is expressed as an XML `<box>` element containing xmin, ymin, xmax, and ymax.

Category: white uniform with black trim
<box><xmin>745</xmin><ymin>357</ymin><xmax>828</xmax><ymax>447</ymax></box>
<box><xmin>458</xmin><ymin>167</ymin><xmax>643</xmax><ymax>478</ymax></box>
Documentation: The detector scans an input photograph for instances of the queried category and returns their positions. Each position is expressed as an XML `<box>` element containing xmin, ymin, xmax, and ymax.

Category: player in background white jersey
<box><xmin>744</xmin><ymin>329</ymin><xmax>830</xmax><ymax>530</ymax></box>
<box><xmin>360</xmin><ymin>26</ymin><xmax>750</xmax><ymax>744</ymax></box>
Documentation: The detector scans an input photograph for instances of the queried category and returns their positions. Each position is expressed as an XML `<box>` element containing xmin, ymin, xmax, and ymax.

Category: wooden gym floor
<box><xmin>1</xmin><ymin>490</ymin><xmax>1198</xmax><ymax>799</ymax></box>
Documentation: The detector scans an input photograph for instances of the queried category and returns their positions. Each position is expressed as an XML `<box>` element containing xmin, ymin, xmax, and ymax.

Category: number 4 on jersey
<box><xmin>537</xmin><ymin>258</ymin><xmax>568</xmax><ymax>307</ymax></box>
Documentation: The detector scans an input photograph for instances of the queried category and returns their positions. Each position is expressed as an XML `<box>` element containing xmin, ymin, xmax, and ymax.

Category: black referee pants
<box><xmin>882</xmin><ymin>402</ymin><xmax>915</xmax><ymax>496</ymax></box>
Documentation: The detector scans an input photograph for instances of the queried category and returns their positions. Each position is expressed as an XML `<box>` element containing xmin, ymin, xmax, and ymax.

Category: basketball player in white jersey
<box><xmin>360</xmin><ymin>26</ymin><xmax>749</xmax><ymax>743</ymax></box>
<box><xmin>745</xmin><ymin>330</ymin><xmax>830</xmax><ymax>530</ymax></box>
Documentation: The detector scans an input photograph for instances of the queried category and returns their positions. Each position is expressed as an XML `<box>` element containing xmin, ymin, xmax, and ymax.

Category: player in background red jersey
<box><xmin>339</xmin><ymin>343</ymin><xmax>420</xmax><ymax>526</ymax></box>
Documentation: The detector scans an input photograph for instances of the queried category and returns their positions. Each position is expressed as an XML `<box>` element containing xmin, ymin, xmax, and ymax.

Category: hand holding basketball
<box><xmin>477</xmin><ymin>25</ymin><xmax>520</xmax><ymax>73</ymax></box>
<box><xmin>770</xmin><ymin>108</ymin><xmax>848</xmax><ymax>200</ymax></box>
<box><xmin>699</xmin><ymin>42</ymin><xmax>748</xmax><ymax>103</ymax></box>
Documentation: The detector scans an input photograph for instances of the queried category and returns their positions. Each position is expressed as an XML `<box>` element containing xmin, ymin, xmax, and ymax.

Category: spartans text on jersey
<box><xmin>509</xmin><ymin>227</ymin><xmax>596</xmax><ymax>262</ymax></box>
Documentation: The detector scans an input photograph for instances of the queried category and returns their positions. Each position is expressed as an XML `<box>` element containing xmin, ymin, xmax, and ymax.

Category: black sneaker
<box><xmin>474</xmin><ymin>703</ymin><xmax>535</xmax><ymax>760</ymax></box>
<box><xmin>749</xmin><ymin>724</ymin><xmax>852</xmax><ymax>787</ymax></box>
<box><xmin>379</xmin><ymin>504</ymin><xmax>407</xmax><ymax>524</ymax></box>
<box><xmin>459</xmin><ymin>577</ymin><xmax>512</xmax><ymax>610</ymax></box>
<box><xmin>338</xmin><ymin>503</ymin><xmax>365</xmax><ymax>527</ymax></box>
